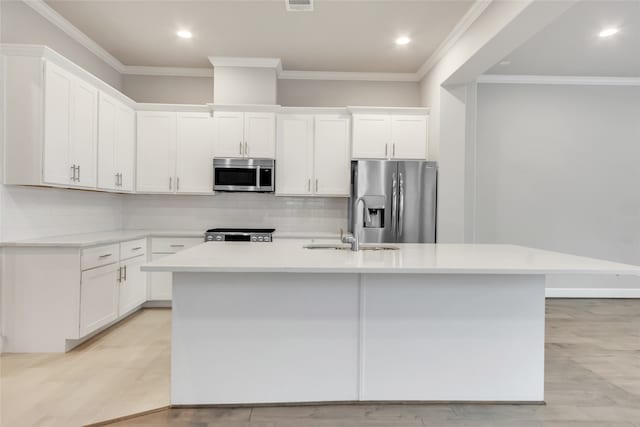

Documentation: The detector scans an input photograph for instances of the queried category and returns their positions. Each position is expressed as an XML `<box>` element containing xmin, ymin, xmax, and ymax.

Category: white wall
<box><xmin>0</xmin><ymin>0</ymin><xmax>122</xmax><ymax>89</ymax></box>
<box><xmin>122</xmin><ymin>193</ymin><xmax>347</xmax><ymax>233</ymax></box>
<box><xmin>214</xmin><ymin>66</ymin><xmax>277</xmax><ymax>105</ymax></box>
<box><xmin>122</xmin><ymin>75</ymin><xmax>214</xmax><ymax>104</ymax></box>
<box><xmin>278</xmin><ymin>79</ymin><xmax>420</xmax><ymax>107</ymax></box>
<box><xmin>475</xmin><ymin>83</ymin><xmax>640</xmax><ymax>290</ymax></box>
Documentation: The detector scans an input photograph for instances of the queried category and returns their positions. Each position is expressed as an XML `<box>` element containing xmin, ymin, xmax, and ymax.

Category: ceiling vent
<box><xmin>286</xmin><ymin>0</ymin><xmax>313</xmax><ymax>12</ymax></box>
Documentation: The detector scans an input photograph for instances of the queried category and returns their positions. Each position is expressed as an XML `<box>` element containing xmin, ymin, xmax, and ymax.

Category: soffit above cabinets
<box><xmin>41</xmin><ymin>0</ymin><xmax>477</xmax><ymax>77</ymax></box>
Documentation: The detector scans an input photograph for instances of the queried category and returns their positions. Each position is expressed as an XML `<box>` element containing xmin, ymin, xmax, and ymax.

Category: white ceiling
<box><xmin>44</xmin><ymin>0</ymin><xmax>475</xmax><ymax>73</ymax></box>
<box><xmin>487</xmin><ymin>0</ymin><xmax>640</xmax><ymax>77</ymax></box>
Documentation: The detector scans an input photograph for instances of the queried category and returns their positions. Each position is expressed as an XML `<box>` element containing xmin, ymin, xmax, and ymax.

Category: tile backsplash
<box><xmin>122</xmin><ymin>193</ymin><xmax>348</xmax><ymax>233</ymax></box>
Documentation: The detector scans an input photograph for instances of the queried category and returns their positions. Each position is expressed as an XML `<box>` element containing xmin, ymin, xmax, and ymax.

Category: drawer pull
<box><xmin>98</xmin><ymin>253</ymin><xmax>113</xmax><ymax>258</ymax></box>
<box><xmin>131</xmin><ymin>247</ymin><xmax>143</xmax><ymax>250</ymax></box>
<box><xmin>170</xmin><ymin>244</ymin><xmax>185</xmax><ymax>248</ymax></box>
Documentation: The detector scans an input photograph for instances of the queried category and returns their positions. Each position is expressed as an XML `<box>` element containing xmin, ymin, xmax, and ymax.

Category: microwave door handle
<box><xmin>256</xmin><ymin>166</ymin><xmax>260</xmax><ymax>188</ymax></box>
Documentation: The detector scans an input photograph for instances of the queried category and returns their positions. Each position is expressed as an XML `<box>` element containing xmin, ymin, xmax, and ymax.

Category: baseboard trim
<box><xmin>545</xmin><ymin>288</ymin><xmax>640</xmax><ymax>298</ymax></box>
<box><xmin>143</xmin><ymin>300</ymin><xmax>172</xmax><ymax>308</ymax></box>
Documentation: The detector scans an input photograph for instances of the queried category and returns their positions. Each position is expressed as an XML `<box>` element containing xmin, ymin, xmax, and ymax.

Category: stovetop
<box><xmin>206</xmin><ymin>228</ymin><xmax>276</xmax><ymax>233</ymax></box>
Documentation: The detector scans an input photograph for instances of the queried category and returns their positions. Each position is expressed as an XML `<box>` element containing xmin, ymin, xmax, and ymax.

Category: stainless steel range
<box><xmin>205</xmin><ymin>228</ymin><xmax>275</xmax><ymax>243</ymax></box>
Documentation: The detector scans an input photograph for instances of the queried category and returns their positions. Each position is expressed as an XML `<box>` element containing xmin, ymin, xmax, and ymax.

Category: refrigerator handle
<box><xmin>398</xmin><ymin>172</ymin><xmax>405</xmax><ymax>237</ymax></box>
<box><xmin>391</xmin><ymin>172</ymin><xmax>398</xmax><ymax>238</ymax></box>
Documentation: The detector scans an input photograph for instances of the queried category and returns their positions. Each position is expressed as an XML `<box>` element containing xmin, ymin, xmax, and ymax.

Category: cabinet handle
<box><xmin>385</xmin><ymin>144</ymin><xmax>388</xmax><ymax>157</ymax></box>
<box><xmin>115</xmin><ymin>173</ymin><xmax>119</xmax><ymax>186</ymax></box>
<box><xmin>118</xmin><ymin>173</ymin><xmax>122</xmax><ymax>186</ymax></box>
<box><xmin>170</xmin><ymin>244</ymin><xmax>185</xmax><ymax>247</ymax></box>
<box><xmin>315</xmin><ymin>178</ymin><xmax>318</xmax><ymax>192</ymax></box>
<box><xmin>239</xmin><ymin>141</ymin><xmax>243</xmax><ymax>155</ymax></box>
<box><xmin>307</xmin><ymin>178</ymin><xmax>311</xmax><ymax>192</ymax></box>
<box><xmin>132</xmin><ymin>246</ymin><xmax>143</xmax><ymax>251</ymax></box>
<box><xmin>77</xmin><ymin>165</ymin><xmax>80</xmax><ymax>182</ymax></box>
<box><xmin>393</xmin><ymin>143</ymin><xmax>396</xmax><ymax>158</ymax></box>
<box><xmin>99</xmin><ymin>253</ymin><xmax>112</xmax><ymax>258</ymax></box>
<box><xmin>244</xmin><ymin>141</ymin><xmax>248</xmax><ymax>157</ymax></box>
<box><xmin>169</xmin><ymin>177</ymin><xmax>172</xmax><ymax>190</ymax></box>
<box><xmin>177</xmin><ymin>177</ymin><xmax>180</xmax><ymax>191</ymax></box>
<box><xmin>70</xmin><ymin>165</ymin><xmax>76</xmax><ymax>181</ymax></box>
<box><xmin>117</xmin><ymin>266</ymin><xmax>122</xmax><ymax>283</ymax></box>
<box><xmin>123</xmin><ymin>265</ymin><xmax>127</xmax><ymax>280</ymax></box>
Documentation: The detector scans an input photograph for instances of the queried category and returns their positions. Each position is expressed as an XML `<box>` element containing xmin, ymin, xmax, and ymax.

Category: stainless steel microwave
<box><xmin>213</xmin><ymin>158</ymin><xmax>275</xmax><ymax>192</ymax></box>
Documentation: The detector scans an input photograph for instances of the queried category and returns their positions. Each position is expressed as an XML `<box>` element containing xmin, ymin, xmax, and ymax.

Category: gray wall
<box><xmin>278</xmin><ymin>79</ymin><xmax>420</xmax><ymax>107</ymax></box>
<box><xmin>475</xmin><ymin>83</ymin><xmax>640</xmax><ymax>289</ymax></box>
<box><xmin>122</xmin><ymin>75</ymin><xmax>214</xmax><ymax>104</ymax></box>
<box><xmin>0</xmin><ymin>0</ymin><xmax>122</xmax><ymax>89</ymax></box>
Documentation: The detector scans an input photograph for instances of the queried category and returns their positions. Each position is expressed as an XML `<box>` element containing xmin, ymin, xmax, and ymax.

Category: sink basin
<box><xmin>303</xmin><ymin>243</ymin><xmax>399</xmax><ymax>251</ymax></box>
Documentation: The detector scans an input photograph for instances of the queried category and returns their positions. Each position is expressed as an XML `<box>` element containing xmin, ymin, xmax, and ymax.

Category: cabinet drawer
<box><xmin>81</xmin><ymin>244</ymin><xmax>119</xmax><ymax>271</ymax></box>
<box><xmin>120</xmin><ymin>238</ymin><xmax>147</xmax><ymax>260</ymax></box>
<box><xmin>151</xmin><ymin>237</ymin><xmax>202</xmax><ymax>253</ymax></box>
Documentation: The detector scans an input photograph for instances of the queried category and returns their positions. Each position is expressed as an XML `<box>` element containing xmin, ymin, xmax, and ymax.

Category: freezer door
<box><xmin>396</xmin><ymin>161</ymin><xmax>437</xmax><ymax>243</ymax></box>
<box><xmin>349</xmin><ymin>160</ymin><xmax>397</xmax><ymax>244</ymax></box>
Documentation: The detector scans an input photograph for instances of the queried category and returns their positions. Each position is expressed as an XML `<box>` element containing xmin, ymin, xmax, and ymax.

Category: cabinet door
<box><xmin>118</xmin><ymin>256</ymin><xmax>147</xmax><ymax>316</ymax></box>
<box><xmin>43</xmin><ymin>61</ymin><xmax>73</xmax><ymax>185</ymax></box>
<box><xmin>213</xmin><ymin>111</ymin><xmax>244</xmax><ymax>158</ymax></box>
<box><xmin>70</xmin><ymin>79</ymin><xmax>98</xmax><ymax>188</ymax></box>
<box><xmin>115</xmin><ymin>104</ymin><xmax>135</xmax><ymax>192</ymax></box>
<box><xmin>245</xmin><ymin>112</ymin><xmax>275</xmax><ymax>158</ymax></box>
<box><xmin>314</xmin><ymin>115</ymin><xmax>351</xmax><ymax>196</ymax></box>
<box><xmin>97</xmin><ymin>93</ymin><xmax>118</xmax><ymax>190</ymax></box>
<box><xmin>276</xmin><ymin>115</ymin><xmax>314</xmax><ymax>196</ymax></box>
<box><xmin>80</xmin><ymin>263</ymin><xmax>119</xmax><ymax>337</ymax></box>
<box><xmin>352</xmin><ymin>114</ymin><xmax>391</xmax><ymax>159</ymax></box>
<box><xmin>176</xmin><ymin>113</ymin><xmax>214</xmax><ymax>193</ymax></box>
<box><xmin>136</xmin><ymin>111</ymin><xmax>176</xmax><ymax>193</ymax></box>
<box><xmin>391</xmin><ymin>115</ymin><xmax>428</xmax><ymax>160</ymax></box>
<box><xmin>149</xmin><ymin>253</ymin><xmax>173</xmax><ymax>301</ymax></box>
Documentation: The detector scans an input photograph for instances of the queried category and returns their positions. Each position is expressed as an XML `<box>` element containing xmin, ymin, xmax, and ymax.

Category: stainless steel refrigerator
<box><xmin>348</xmin><ymin>160</ymin><xmax>437</xmax><ymax>243</ymax></box>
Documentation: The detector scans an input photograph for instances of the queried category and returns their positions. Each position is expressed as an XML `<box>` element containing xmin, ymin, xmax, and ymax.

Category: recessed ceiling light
<box><xmin>395</xmin><ymin>36</ymin><xmax>411</xmax><ymax>46</ymax></box>
<box><xmin>598</xmin><ymin>27</ymin><xmax>619</xmax><ymax>38</ymax></box>
<box><xmin>177</xmin><ymin>30</ymin><xmax>193</xmax><ymax>39</ymax></box>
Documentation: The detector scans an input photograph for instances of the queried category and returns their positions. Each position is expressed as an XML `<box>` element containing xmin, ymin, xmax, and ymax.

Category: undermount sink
<box><xmin>303</xmin><ymin>243</ymin><xmax>399</xmax><ymax>251</ymax></box>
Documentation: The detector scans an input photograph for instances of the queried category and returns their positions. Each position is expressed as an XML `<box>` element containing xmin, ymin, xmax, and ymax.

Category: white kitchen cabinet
<box><xmin>276</xmin><ymin>114</ymin><xmax>350</xmax><ymax>197</ymax></box>
<box><xmin>98</xmin><ymin>92</ymin><xmax>135</xmax><ymax>192</ymax></box>
<box><xmin>80</xmin><ymin>262</ymin><xmax>120</xmax><ymax>337</ymax></box>
<box><xmin>42</xmin><ymin>61</ymin><xmax>98</xmax><ymax>188</ymax></box>
<box><xmin>214</xmin><ymin>111</ymin><xmax>275</xmax><ymax>159</ymax></box>
<box><xmin>118</xmin><ymin>255</ymin><xmax>147</xmax><ymax>316</ymax></box>
<box><xmin>176</xmin><ymin>113</ymin><xmax>215</xmax><ymax>193</ymax></box>
<box><xmin>276</xmin><ymin>115</ymin><xmax>314</xmax><ymax>195</ymax></box>
<box><xmin>136</xmin><ymin>111</ymin><xmax>177</xmax><ymax>192</ymax></box>
<box><xmin>390</xmin><ymin>115</ymin><xmax>428</xmax><ymax>160</ymax></box>
<box><xmin>352</xmin><ymin>113</ymin><xmax>428</xmax><ymax>160</ymax></box>
<box><xmin>149</xmin><ymin>237</ymin><xmax>202</xmax><ymax>301</ymax></box>
<box><xmin>137</xmin><ymin>111</ymin><xmax>213</xmax><ymax>194</ymax></box>
<box><xmin>314</xmin><ymin>115</ymin><xmax>351</xmax><ymax>196</ymax></box>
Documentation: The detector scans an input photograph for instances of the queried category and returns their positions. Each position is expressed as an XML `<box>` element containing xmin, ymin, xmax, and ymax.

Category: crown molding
<box><xmin>22</xmin><ymin>0</ymin><xmax>126</xmax><ymax>73</ymax></box>
<box><xmin>416</xmin><ymin>0</ymin><xmax>493</xmax><ymax>80</ymax></box>
<box><xmin>122</xmin><ymin>66</ymin><xmax>213</xmax><ymax>78</ymax></box>
<box><xmin>209</xmin><ymin>56</ymin><xmax>283</xmax><ymax>72</ymax></box>
<box><xmin>477</xmin><ymin>74</ymin><xmax>640</xmax><ymax>86</ymax></box>
<box><xmin>278</xmin><ymin>70</ymin><xmax>419</xmax><ymax>82</ymax></box>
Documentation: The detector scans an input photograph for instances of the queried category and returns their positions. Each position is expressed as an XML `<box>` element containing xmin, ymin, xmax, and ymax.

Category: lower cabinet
<box><xmin>80</xmin><ymin>263</ymin><xmax>120</xmax><ymax>337</ymax></box>
<box><xmin>118</xmin><ymin>255</ymin><xmax>148</xmax><ymax>316</ymax></box>
<box><xmin>149</xmin><ymin>237</ymin><xmax>203</xmax><ymax>301</ymax></box>
<box><xmin>149</xmin><ymin>253</ymin><xmax>173</xmax><ymax>300</ymax></box>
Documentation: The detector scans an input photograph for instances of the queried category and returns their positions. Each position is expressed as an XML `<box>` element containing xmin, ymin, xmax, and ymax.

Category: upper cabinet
<box><xmin>137</xmin><ymin>111</ymin><xmax>213</xmax><ymax>194</ymax></box>
<box><xmin>352</xmin><ymin>112</ymin><xmax>429</xmax><ymax>160</ymax></box>
<box><xmin>276</xmin><ymin>113</ymin><xmax>351</xmax><ymax>197</ymax></box>
<box><xmin>41</xmin><ymin>60</ymin><xmax>98</xmax><ymax>188</ymax></box>
<box><xmin>213</xmin><ymin>111</ymin><xmax>275</xmax><ymax>159</ymax></box>
<box><xmin>98</xmin><ymin>92</ymin><xmax>135</xmax><ymax>192</ymax></box>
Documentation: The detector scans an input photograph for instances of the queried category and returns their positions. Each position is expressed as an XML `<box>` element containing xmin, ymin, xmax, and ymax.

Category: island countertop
<box><xmin>141</xmin><ymin>239</ymin><xmax>640</xmax><ymax>275</ymax></box>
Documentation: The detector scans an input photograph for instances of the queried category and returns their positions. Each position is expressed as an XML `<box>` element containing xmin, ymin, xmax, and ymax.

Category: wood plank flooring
<box><xmin>2</xmin><ymin>300</ymin><xmax>640</xmax><ymax>427</ymax></box>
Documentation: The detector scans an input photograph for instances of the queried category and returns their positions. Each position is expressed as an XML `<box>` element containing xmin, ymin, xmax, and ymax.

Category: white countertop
<box><xmin>141</xmin><ymin>239</ymin><xmax>640</xmax><ymax>275</ymax></box>
<box><xmin>0</xmin><ymin>230</ymin><xmax>341</xmax><ymax>248</ymax></box>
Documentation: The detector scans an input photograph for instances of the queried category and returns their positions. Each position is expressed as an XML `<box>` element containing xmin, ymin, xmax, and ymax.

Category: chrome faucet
<box><xmin>341</xmin><ymin>198</ymin><xmax>368</xmax><ymax>251</ymax></box>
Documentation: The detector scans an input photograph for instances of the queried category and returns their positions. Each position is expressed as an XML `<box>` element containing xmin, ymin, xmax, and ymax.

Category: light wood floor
<box><xmin>0</xmin><ymin>308</ymin><xmax>171</xmax><ymax>427</ymax></box>
<box><xmin>2</xmin><ymin>300</ymin><xmax>640</xmax><ymax>427</ymax></box>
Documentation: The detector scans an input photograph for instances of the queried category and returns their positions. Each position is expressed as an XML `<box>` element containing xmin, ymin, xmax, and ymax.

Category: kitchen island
<box><xmin>142</xmin><ymin>240</ymin><xmax>640</xmax><ymax>405</ymax></box>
